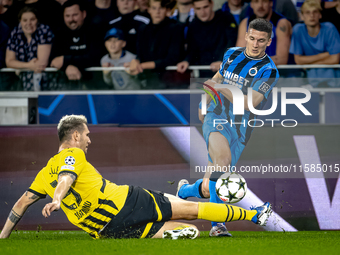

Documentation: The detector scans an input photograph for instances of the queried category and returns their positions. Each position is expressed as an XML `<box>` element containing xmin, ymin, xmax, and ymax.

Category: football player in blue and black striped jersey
<box><xmin>177</xmin><ymin>18</ymin><xmax>279</xmax><ymax>237</ymax></box>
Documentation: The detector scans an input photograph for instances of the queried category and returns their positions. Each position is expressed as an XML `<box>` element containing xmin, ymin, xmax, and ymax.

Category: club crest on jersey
<box><xmin>65</xmin><ymin>156</ymin><xmax>76</xmax><ymax>165</ymax></box>
<box><xmin>216</xmin><ymin>124</ymin><xmax>224</xmax><ymax>131</ymax></box>
<box><xmin>249</xmin><ymin>67</ymin><xmax>257</xmax><ymax>76</ymax></box>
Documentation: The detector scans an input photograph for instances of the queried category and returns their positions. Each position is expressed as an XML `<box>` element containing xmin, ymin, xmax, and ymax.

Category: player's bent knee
<box><xmin>201</xmin><ymin>182</ymin><xmax>210</xmax><ymax>198</ymax></box>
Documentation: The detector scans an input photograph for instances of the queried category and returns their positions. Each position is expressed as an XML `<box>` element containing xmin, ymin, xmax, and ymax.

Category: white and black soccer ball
<box><xmin>64</xmin><ymin>156</ymin><xmax>76</xmax><ymax>165</ymax></box>
<box><xmin>215</xmin><ymin>172</ymin><xmax>247</xmax><ymax>203</ymax></box>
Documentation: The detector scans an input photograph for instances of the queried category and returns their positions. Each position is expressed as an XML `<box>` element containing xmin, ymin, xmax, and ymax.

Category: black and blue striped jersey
<box><xmin>207</xmin><ymin>47</ymin><xmax>279</xmax><ymax>145</ymax></box>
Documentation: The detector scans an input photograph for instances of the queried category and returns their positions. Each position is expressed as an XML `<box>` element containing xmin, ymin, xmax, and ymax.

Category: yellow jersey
<box><xmin>28</xmin><ymin>147</ymin><xmax>129</xmax><ymax>238</ymax></box>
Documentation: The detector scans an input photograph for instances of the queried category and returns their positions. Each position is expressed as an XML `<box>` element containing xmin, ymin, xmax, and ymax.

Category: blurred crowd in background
<box><xmin>0</xmin><ymin>0</ymin><xmax>339</xmax><ymax>91</ymax></box>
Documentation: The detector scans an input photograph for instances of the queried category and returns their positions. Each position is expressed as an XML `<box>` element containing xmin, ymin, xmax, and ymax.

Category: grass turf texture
<box><xmin>1</xmin><ymin>230</ymin><xmax>339</xmax><ymax>255</ymax></box>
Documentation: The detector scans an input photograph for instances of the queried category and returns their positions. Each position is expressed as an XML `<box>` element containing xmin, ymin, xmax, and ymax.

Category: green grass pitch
<box><xmin>1</xmin><ymin>230</ymin><xmax>339</xmax><ymax>255</ymax></box>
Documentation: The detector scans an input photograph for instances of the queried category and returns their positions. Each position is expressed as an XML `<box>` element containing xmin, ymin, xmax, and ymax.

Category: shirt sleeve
<box><xmin>219</xmin><ymin>49</ymin><xmax>233</xmax><ymax>76</ymax></box>
<box><xmin>28</xmin><ymin>171</ymin><xmax>47</xmax><ymax>199</ymax></box>
<box><xmin>252</xmin><ymin>68</ymin><xmax>279</xmax><ymax>99</ymax></box>
<box><xmin>325</xmin><ymin>23</ymin><xmax>340</xmax><ymax>55</ymax></box>
<box><xmin>38</xmin><ymin>24</ymin><xmax>54</xmax><ymax>45</ymax></box>
<box><xmin>58</xmin><ymin>148</ymin><xmax>86</xmax><ymax>180</ymax></box>
<box><xmin>289</xmin><ymin>25</ymin><xmax>304</xmax><ymax>55</ymax></box>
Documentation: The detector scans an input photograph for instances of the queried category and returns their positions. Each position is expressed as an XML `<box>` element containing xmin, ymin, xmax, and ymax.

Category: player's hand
<box><xmin>42</xmin><ymin>202</ymin><xmax>60</xmax><ymax>218</ymax></box>
<box><xmin>65</xmin><ymin>65</ymin><xmax>82</xmax><ymax>80</ymax></box>
<box><xmin>198</xmin><ymin>108</ymin><xmax>205</xmax><ymax>123</ymax></box>
<box><xmin>210</xmin><ymin>61</ymin><xmax>222</xmax><ymax>72</ymax></box>
<box><xmin>50</xmin><ymin>56</ymin><xmax>64</xmax><ymax>70</ymax></box>
<box><xmin>177</xmin><ymin>61</ymin><xmax>189</xmax><ymax>73</ymax></box>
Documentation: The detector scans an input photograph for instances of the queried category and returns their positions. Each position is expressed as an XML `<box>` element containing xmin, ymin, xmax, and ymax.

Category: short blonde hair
<box><xmin>57</xmin><ymin>115</ymin><xmax>87</xmax><ymax>142</ymax></box>
<box><xmin>301</xmin><ymin>0</ymin><xmax>322</xmax><ymax>13</ymax></box>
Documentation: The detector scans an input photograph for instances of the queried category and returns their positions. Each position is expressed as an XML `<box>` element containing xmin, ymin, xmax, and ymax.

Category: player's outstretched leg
<box><xmin>176</xmin><ymin>179</ymin><xmax>205</xmax><ymax>199</ymax></box>
<box><xmin>167</xmin><ymin>194</ymin><xmax>272</xmax><ymax>227</ymax></box>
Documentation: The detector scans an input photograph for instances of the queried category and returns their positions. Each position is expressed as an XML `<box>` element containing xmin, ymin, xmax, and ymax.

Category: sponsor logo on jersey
<box><xmin>259</xmin><ymin>82</ymin><xmax>271</xmax><ymax>93</ymax></box>
<box><xmin>65</xmin><ymin>156</ymin><xmax>76</xmax><ymax>165</ymax></box>
<box><xmin>223</xmin><ymin>71</ymin><xmax>250</xmax><ymax>89</ymax></box>
<box><xmin>61</xmin><ymin>165</ymin><xmax>75</xmax><ymax>171</ymax></box>
<box><xmin>227</xmin><ymin>58</ymin><xmax>233</xmax><ymax>64</ymax></box>
<box><xmin>73</xmin><ymin>37</ymin><xmax>80</xmax><ymax>43</ymax></box>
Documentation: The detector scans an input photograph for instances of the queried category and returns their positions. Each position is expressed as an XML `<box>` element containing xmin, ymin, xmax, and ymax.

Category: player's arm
<box><xmin>0</xmin><ymin>191</ymin><xmax>40</xmax><ymax>239</ymax></box>
<box><xmin>216</xmin><ymin>85</ymin><xmax>264</xmax><ymax>111</ymax></box>
<box><xmin>271</xmin><ymin>19</ymin><xmax>291</xmax><ymax>65</ymax></box>
<box><xmin>42</xmin><ymin>173</ymin><xmax>75</xmax><ymax>218</ymax></box>
<box><xmin>236</xmin><ymin>18</ymin><xmax>247</xmax><ymax>47</ymax></box>
<box><xmin>213</xmin><ymin>70</ymin><xmax>266</xmax><ymax>111</ymax></box>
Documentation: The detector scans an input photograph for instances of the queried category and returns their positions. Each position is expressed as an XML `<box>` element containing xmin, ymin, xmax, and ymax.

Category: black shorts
<box><xmin>100</xmin><ymin>186</ymin><xmax>172</xmax><ymax>239</ymax></box>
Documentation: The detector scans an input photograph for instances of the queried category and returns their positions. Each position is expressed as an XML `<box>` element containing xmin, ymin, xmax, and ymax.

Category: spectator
<box><xmin>87</xmin><ymin>0</ymin><xmax>119</xmax><ymax>35</ymax></box>
<box><xmin>221</xmin><ymin>0</ymin><xmax>249</xmax><ymax>25</ymax></box>
<box><xmin>6</xmin><ymin>6</ymin><xmax>53</xmax><ymax>91</ymax></box>
<box><xmin>0</xmin><ymin>19</ymin><xmax>10</xmax><ymax>69</ymax></box>
<box><xmin>136</xmin><ymin>0</ymin><xmax>151</xmax><ymax>18</ymax></box>
<box><xmin>10</xmin><ymin>0</ymin><xmax>63</xmax><ymax>34</ymax></box>
<box><xmin>129</xmin><ymin>0</ymin><xmax>184</xmax><ymax>89</ymax></box>
<box><xmin>236</xmin><ymin>0</ymin><xmax>292</xmax><ymax>65</ymax></box>
<box><xmin>290</xmin><ymin>0</ymin><xmax>340</xmax><ymax>87</ymax></box>
<box><xmin>109</xmin><ymin>0</ymin><xmax>150</xmax><ymax>54</ymax></box>
<box><xmin>177</xmin><ymin>0</ymin><xmax>237</xmax><ymax>76</ymax></box>
<box><xmin>322</xmin><ymin>0</ymin><xmax>340</xmax><ymax>34</ymax></box>
<box><xmin>294</xmin><ymin>0</ymin><xmax>337</xmax><ymax>17</ymax></box>
<box><xmin>0</xmin><ymin>0</ymin><xmax>18</xmax><ymax>30</ymax></box>
<box><xmin>171</xmin><ymin>0</ymin><xmax>195</xmax><ymax>24</ymax></box>
<box><xmin>101</xmin><ymin>27</ymin><xmax>140</xmax><ymax>89</ymax></box>
<box><xmin>274</xmin><ymin>0</ymin><xmax>299</xmax><ymax>26</ymax></box>
<box><xmin>170</xmin><ymin>0</ymin><xmax>195</xmax><ymax>39</ymax></box>
<box><xmin>50</xmin><ymin>0</ymin><xmax>104</xmax><ymax>82</ymax></box>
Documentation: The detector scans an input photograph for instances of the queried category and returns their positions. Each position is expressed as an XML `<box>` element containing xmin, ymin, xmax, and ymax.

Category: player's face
<box><xmin>20</xmin><ymin>12</ymin><xmax>38</xmax><ymax>35</ymax></box>
<box><xmin>79</xmin><ymin>124</ymin><xmax>91</xmax><ymax>154</ymax></box>
<box><xmin>301</xmin><ymin>7</ymin><xmax>322</xmax><ymax>27</ymax></box>
<box><xmin>64</xmin><ymin>4</ymin><xmax>86</xmax><ymax>30</ymax></box>
<box><xmin>251</xmin><ymin>0</ymin><xmax>273</xmax><ymax>19</ymax></box>
<box><xmin>148</xmin><ymin>1</ymin><xmax>167</xmax><ymax>24</ymax></box>
<box><xmin>117</xmin><ymin>0</ymin><xmax>136</xmax><ymax>15</ymax></box>
<box><xmin>193</xmin><ymin>0</ymin><xmax>214</xmax><ymax>22</ymax></box>
<box><xmin>245</xmin><ymin>29</ymin><xmax>271</xmax><ymax>58</ymax></box>
<box><xmin>105</xmin><ymin>37</ymin><xmax>126</xmax><ymax>54</ymax></box>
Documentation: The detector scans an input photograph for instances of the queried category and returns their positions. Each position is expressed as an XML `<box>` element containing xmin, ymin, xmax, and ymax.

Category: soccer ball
<box><xmin>215</xmin><ymin>172</ymin><xmax>247</xmax><ymax>203</ymax></box>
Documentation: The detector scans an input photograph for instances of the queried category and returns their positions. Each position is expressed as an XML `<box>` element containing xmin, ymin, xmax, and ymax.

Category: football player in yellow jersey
<box><xmin>0</xmin><ymin>115</ymin><xmax>272</xmax><ymax>240</ymax></box>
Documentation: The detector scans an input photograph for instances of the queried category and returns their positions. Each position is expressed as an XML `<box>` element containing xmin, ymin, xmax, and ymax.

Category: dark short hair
<box><xmin>18</xmin><ymin>6</ymin><xmax>39</xmax><ymax>22</ymax></box>
<box><xmin>248</xmin><ymin>18</ymin><xmax>272</xmax><ymax>38</ymax></box>
<box><xmin>62</xmin><ymin>0</ymin><xmax>86</xmax><ymax>13</ymax></box>
<box><xmin>150</xmin><ymin>0</ymin><xmax>177</xmax><ymax>8</ymax></box>
<box><xmin>192</xmin><ymin>0</ymin><xmax>212</xmax><ymax>4</ymax></box>
<box><xmin>57</xmin><ymin>115</ymin><xmax>88</xmax><ymax>142</ymax></box>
